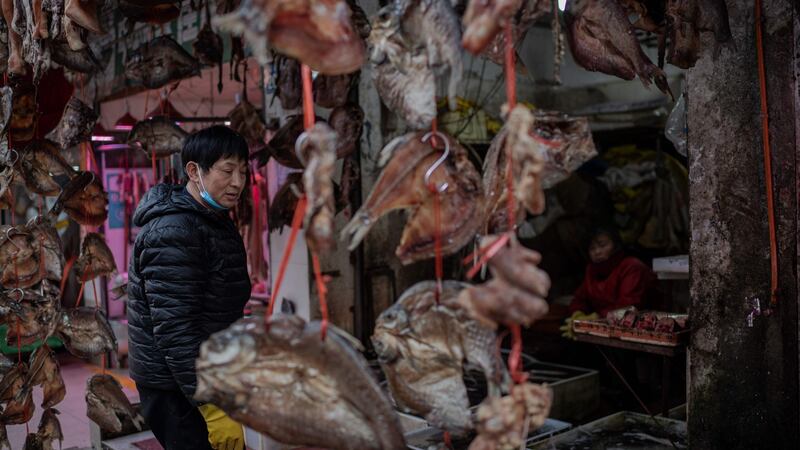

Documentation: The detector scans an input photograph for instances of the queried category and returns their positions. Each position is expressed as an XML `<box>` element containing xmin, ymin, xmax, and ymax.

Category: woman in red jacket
<box><xmin>568</xmin><ymin>229</ymin><xmax>657</xmax><ymax>317</ymax></box>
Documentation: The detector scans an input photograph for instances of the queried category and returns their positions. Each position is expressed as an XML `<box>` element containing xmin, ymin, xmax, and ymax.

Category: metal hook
<box><xmin>9</xmin><ymin>288</ymin><xmax>23</xmax><ymax>302</ymax></box>
<box><xmin>294</xmin><ymin>132</ymin><xmax>309</xmax><ymax>167</ymax></box>
<box><xmin>421</xmin><ymin>131</ymin><xmax>450</xmax><ymax>193</ymax></box>
<box><xmin>84</xmin><ymin>171</ymin><xmax>96</xmax><ymax>191</ymax></box>
<box><xmin>4</xmin><ymin>228</ymin><xmax>27</xmax><ymax>252</ymax></box>
<box><xmin>8</xmin><ymin>149</ymin><xmax>19</xmax><ymax>166</ymax></box>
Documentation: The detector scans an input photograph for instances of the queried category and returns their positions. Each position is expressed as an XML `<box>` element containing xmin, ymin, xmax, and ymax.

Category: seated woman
<box><xmin>568</xmin><ymin>228</ymin><xmax>657</xmax><ymax>318</ymax></box>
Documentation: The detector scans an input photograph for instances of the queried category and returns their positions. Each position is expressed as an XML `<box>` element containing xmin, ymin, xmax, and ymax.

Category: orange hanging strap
<box><xmin>755</xmin><ymin>0</ymin><xmax>778</xmax><ymax>307</ymax></box>
<box><xmin>301</xmin><ymin>65</ymin><xmax>315</xmax><ymax>129</ymax></box>
<box><xmin>504</xmin><ymin>23</ymin><xmax>517</xmax><ymax>110</ymax></box>
<box><xmin>311</xmin><ymin>253</ymin><xmax>329</xmax><ymax>340</ymax></box>
<box><xmin>151</xmin><ymin>150</ymin><xmax>157</xmax><ymax>182</ymax></box>
<box><xmin>60</xmin><ymin>257</ymin><xmax>76</xmax><ymax>297</ymax></box>
<box><xmin>267</xmin><ymin>196</ymin><xmax>308</xmax><ymax>318</ymax></box>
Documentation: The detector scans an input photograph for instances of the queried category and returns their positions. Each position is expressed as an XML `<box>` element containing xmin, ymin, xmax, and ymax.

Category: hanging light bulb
<box><xmin>558</xmin><ymin>0</ymin><xmax>567</xmax><ymax>11</ymax></box>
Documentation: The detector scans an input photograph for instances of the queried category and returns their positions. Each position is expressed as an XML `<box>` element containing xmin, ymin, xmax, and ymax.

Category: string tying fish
<box><xmin>422</xmin><ymin>131</ymin><xmax>450</xmax><ymax>302</ymax></box>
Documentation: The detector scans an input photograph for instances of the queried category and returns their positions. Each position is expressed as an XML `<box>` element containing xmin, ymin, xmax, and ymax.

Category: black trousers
<box><xmin>137</xmin><ymin>384</ymin><xmax>213</xmax><ymax>450</ymax></box>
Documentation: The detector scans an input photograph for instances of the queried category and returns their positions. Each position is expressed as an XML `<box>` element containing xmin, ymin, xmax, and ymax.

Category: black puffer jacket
<box><xmin>127</xmin><ymin>184</ymin><xmax>250</xmax><ymax>400</ymax></box>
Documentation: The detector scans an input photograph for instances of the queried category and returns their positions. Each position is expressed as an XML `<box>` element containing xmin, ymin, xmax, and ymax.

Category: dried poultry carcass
<box><xmin>74</xmin><ymin>232</ymin><xmax>116</xmax><ymax>281</ymax></box>
<box><xmin>666</xmin><ymin>0</ymin><xmax>731</xmax><ymax>69</ymax></box>
<box><xmin>0</xmin><ymin>363</ymin><xmax>34</xmax><ymax>424</ymax></box>
<box><xmin>469</xmin><ymin>383</ymin><xmax>552</xmax><ymax>450</ymax></box>
<box><xmin>565</xmin><ymin>0</ymin><xmax>672</xmax><ymax>97</ymax></box>
<box><xmin>395</xmin><ymin>0</ymin><xmax>463</xmax><ymax>110</ymax></box>
<box><xmin>57</xmin><ymin>307</ymin><xmax>117</xmax><ymax>359</ymax></box>
<box><xmin>127</xmin><ymin>116</ymin><xmax>188</xmax><ymax>158</ymax></box>
<box><xmin>86</xmin><ymin>374</ymin><xmax>145</xmax><ymax>434</ymax></box>
<box><xmin>328</xmin><ymin>103</ymin><xmax>363</xmax><ymax>159</ymax></box>
<box><xmin>213</xmin><ymin>0</ymin><xmax>365</xmax><ymax>75</ymax></box>
<box><xmin>228</xmin><ymin>95</ymin><xmax>266</xmax><ymax>151</ymax></box>
<box><xmin>274</xmin><ymin>54</ymin><xmax>301</xmax><ymax>110</ymax></box>
<box><xmin>458</xmin><ymin>236</ymin><xmax>550</xmax><ymax>328</ymax></box>
<box><xmin>367</xmin><ymin>7</ymin><xmax>436</xmax><ymax>130</ymax></box>
<box><xmin>125</xmin><ymin>35</ymin><xmax>201</xmax><ymax>89</ymax></box>
<box><xmin>298</xmin><ymin>123</ymin><xmax>337</xmax><ymax>253</ymax></box>
<box><xmin>45</xmin><ymin>96</ymin><xmax>99</xmax><ymax>149</ymax></box>
<box><xmin>373</xmin><ymin>281</ymin><xmax>509</xmax><ymax>436</ymax></box>
<box><xmin>195</xmin><ymin>314</ymin><xmax>407</xmax><ymax>450</ymax></box>
<box><xmin>25</xmin><ymin>346</ymin><xmax>66</xmax><ymax>408</ymax></box>
<box><xmin>342</xmin><ymin>131</ymin><xmax>483</xmax><ymax>264</ymax></box>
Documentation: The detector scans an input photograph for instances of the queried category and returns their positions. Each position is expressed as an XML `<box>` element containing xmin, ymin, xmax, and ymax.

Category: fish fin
<box><xmin>327</xmin><ymin>325</ymin><xmax>364</xmax><ymax>351</ymax></box>
<box><xmin>377</xmin><ymin>134</ymin><xmax>409</xmax><ymax>168</ymax></box>
<box><xmin>340</xmin><ymin>210</ymin><xmax>374</xmax><ymax>250</ymax></box>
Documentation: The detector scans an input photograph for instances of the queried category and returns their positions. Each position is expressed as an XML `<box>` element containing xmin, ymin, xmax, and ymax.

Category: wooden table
<box><xmin>575</xmin><ymin>333</ymin><xmax>686</xmax><ymax>416</ymax></box>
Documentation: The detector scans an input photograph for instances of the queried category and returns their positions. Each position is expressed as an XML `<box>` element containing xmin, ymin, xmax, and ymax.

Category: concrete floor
<box><xmin>5</xmin><ymin>352</ymin><xmax>140</xmax><ymax>450</ymax></box>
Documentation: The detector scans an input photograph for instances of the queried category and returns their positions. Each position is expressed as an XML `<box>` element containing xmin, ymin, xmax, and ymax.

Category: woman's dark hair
<box><xmin>590</xmin><ymin>226</ymin><xmax>623</xmax><ymax>249</ymax></box>
<box><xmin>181</xmin><ymin>126</ymin><xmax>249</xmax><ymax>173</ymax></box>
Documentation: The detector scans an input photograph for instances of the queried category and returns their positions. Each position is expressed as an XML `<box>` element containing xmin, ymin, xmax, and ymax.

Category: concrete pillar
<box><xmin>687</xmin><ymin>1</ymin><xmax>799</xmax><ymax>448</ymax></box>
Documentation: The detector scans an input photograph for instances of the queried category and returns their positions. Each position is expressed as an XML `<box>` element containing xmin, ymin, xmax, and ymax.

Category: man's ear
<box><xmin>185</xmin><ymin>162</ymin><xmax>200</xmax><ymax>183</ymax></box>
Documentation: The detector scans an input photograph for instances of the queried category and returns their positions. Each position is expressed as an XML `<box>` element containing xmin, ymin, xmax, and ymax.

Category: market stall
<box><xmin>0</xmin><ymin>0</ymin><xmax>751</xmax><ymax>448</ymax></box>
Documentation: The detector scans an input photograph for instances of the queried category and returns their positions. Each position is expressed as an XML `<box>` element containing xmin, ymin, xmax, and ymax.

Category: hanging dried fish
<box><xmin>2</xmin><ymin>0</ymin><xmax>26</xmax><ymax>75</ymax></box>
<box><xmin>62</xmin><ymin>14</ymin><xmax>85</xmax><ymax>51</ymax></box>
<box><xmin>125</xmin><ymin>35</ymin><xmax>201</xmax><ymax>89</ymax></box>
<box><xmin>274</xmin><ymin>54</ymin><xmax>301</xmax><ymax>110</ymax></box>
<box><xmin>52</xmin><ymin>170</ymin><xmax>109</xmax><ymax>227</ymax></box>
<box><xmin>313</xmin><ymin>73</ymin><xmax>356</xmax><ymax>109</ymax></box>
<box><xmin>258</xmin><ymin>114</ymin><xmax>322</xmax><ymax>169</ymax></box>
<box><xmin>342</xmin><ymin>131</ymin><xmax>484</xmax><ymax>264</ymax></box>
<box><xmin>368</xmin><ymin>8</ymin><xmax>436</xmax><ymax>130</ymax></box>
<box><xmin>26</xmin><ymin>346</ymin><xmax>66</xmax><ymax>409</ymax></box>
<box><xmin>228</xmin><ymin>96</ymin><xmax>266</xmax><ymax>151</ymax></box>
<box><xmin>193</xmin><ymin>0</ymin><xmax>223</xmax><ymax>93</ymax></box>
<box><xmin>127</xmin><ymin>116</ymin><xmax>188</xmax><ymax>158</ymax></box>
<box><xmin>36</xmin><ymin>408</ymin><xmax>63</xmax><ymax>450</ymax></box>
<box><xmin>57</xmin><ymin>307</ymin><xmax>117</xmax><ymax>359</ymax></box>
<box><xmin>74</xmin><ymin>232</ymin><xmax>116</xmax><ymax>281</ymax></box>
<box><xmin>299</xmin><ymin>123</ymin><xmax>337</xmax><ymax>253</ymax></box>
<box><xmin>45</xmin><ymin>96</ymin><xmax>99</xmax><ymax>149</ymax></box>
<box><xmin>0</xmin><ymin>364</ymin><xmax>34</xmax><ymax>424</ymax></box>
<box><xmin>328</xmin><ymin>103</ymin><xmax>363</xmax><ymax>159</ymax></box>
<box><xmin>49</xmin><ymin>37</ymin><xmax>103</xmax><ymax>73</ymax></box>
<box><xmin>0</xmin><ymin>86</ymin><xmax>12</xmax><ymax>136</ymax></box>
<box><xmin>86</xmin><ymin>374</ymin><xmax>145</xmax><ymax>434</ymax></box>
<box><xmin>213</xmin><ymin>0</ymin><xmax>365</xmax><ymax>75</ymax></box>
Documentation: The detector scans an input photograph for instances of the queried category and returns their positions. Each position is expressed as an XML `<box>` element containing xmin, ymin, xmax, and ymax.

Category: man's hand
<box><xmin>560</xmin><ymin>311</ymin><xmax>599</xmax><ymax>339</ymax></box>
<box><xmin>198</xmin><ymin>404</ymin><xmax>244</xmax><ymax>450</ymax></box>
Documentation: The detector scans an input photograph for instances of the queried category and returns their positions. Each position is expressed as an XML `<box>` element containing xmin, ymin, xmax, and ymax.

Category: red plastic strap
<box><xmin>74</xmin><ymin>268</ymin><xmax>92</xmax><ymax>308</ymax></box>
<box><xmin>301</xmin><ymin>65</ymin><xmax>315</xmax><ymax>130</ymax></box>
<box><xmin>267</xmin><ymin>196</ymin><xmax>308</xmax><ymax>318</ymax></box>
<box><xmin>508</xmin><ymin>324</ymin><xmax>527</xmax><ymax>384</ymax></box>
<box><xmin>443</xmin><ymin>431</ymin><xmax>452</xmax><ymax>449</ymax></box>
<box><xmin>60</xmin><ymin>257</ymin><xmax>76</xmax><ymax>297</ymax></box>
<box><xmin>504</xmin><ymin>23</ymin><xmax>516</xmax><ymax>110</ymax></box>
<box><xmin>755</xmin><ymin>0</ymin><xmax>778</xmax><ymax>307</ymax></box>
<box><xmin>464</xmin><ymin>233</ymin><xmax>511</xmax><ymax>280</ymax></box>
<box><xmin>430</xmin><ymin>118</ymin><xmax>441</xmax><ymax>149</ymax></box>
<box><xmin>311</xmin><ymin>253</ymin><xmax>329</xmax><ymax>340</ymax></box>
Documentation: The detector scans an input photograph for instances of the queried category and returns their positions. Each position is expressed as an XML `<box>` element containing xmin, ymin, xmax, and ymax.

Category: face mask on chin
<box><xmin>191</xmin><ymin>163</ymin><xmax>229</xmax><ymax>211</ymax></box>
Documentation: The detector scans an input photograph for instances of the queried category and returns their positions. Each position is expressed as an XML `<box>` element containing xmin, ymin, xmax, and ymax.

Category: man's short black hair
<box><xmin>181</xmin><ymin>125</ymin><xmax>249</xmax><ymax>173</ymax></box>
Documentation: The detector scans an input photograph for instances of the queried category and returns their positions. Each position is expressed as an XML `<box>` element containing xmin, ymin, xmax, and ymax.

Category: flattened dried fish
<box><xmin>195</xmin><ymin>315</ymin><xmax>406</xmax><ymax>450</ymax></box>
<box><xmin>193</xmin><ymin>2</ymin><xmax>223</xmax><ymax>92</ymax></box>
<box><xmin>213</xmin><ymin>0</ymin><xmax>365</xmax><ymax>75</ymax></box>
<box><xmin>0</xmin><ymin>225</ymin><xmax>39</xmax><ymax>288</ymax></box>
<box><xmin>3</xmin><ymin>282</ymin><xmax>60</xmax><ymax>345</ymax></box>
<box><xmin>328</xmin><ymin>103</ymin><xmax>363</xmax><ymax>159</ymax></box>
<box><xmin>469</xmin><ymin>383</ymin><xmax>552</xmax><ymax>450</ymax></box>
<box><xmin>313</xmin><ymin>72</ymin><xmax>355</xmax><ymax>109</ymax></box>
<box><xmin>373</xmin><ymin>281</ymin><xmax>508</xmax><ymax>435</ymax></box>
<box><xmin>127</xmin><ymin>116</ymin><xmax>188</xmax><ymax>158</ymax></box>
<box><xmin>45</xmin><ymin>96</ymin><xmax>99</xmax><ymax>149</ymax></box>
<box><xmin>10</xmin><ymin>82</ymin><xmax>36</xmax><ymax>140</ymax></box>
<box><xmin>27</xmin><ymin>346</ymin><xmax>66</xmax><ymax>408</ymax></box>
<box><xmin>55</xmin><ymin>171</ymin><xmax>109</xmax><ymax>226</ymax></box>
<box><xmin>268</xmin><ymin>172</ymin><xmax>303</xmax><ymax>231</ymax></box>
<box><xmin>368</xmin><ymin>7</ymin><xmax>435</xmax><ymax>130</ymax></box>
<box><xmin>274</xmin><ymin>54</ymin><xmax>301</xmax><ymax>110</ymax></box>
<box><xmin>86</xmin><ymin>374</ymin><xmax>145</xmax><ymax>434</ymax></box>
<box><xmin>125</xmin><ymin>35</ymin><xmax>200</xmax><ymax>89</ymax></box>
<box><xmin>0</xmin><ymin>364</ymin><xmax>34</xmax><ymax>424</ymax></box>
<box><xmin>396</xmin><ymin>0</ymin><xmax>462</xmax><ymax>109</ymax></box>
<box><xmin>532</xmin><ymin>110</ymin><xmax>597</xmax><ymax>189</ymax></box>
<box><xmin>300</xmin><ymin>123</ymin><xmax>337</xmax><ymax>253</ymax></box>
<box><xmin>342</xmin><ymin>131</ymin><xmax>483</xmax><ymax>264</ymax></box>
<box><xmin>259</xmin><ymin>114</ymin><xmax>322</xmax><ymax>169</ymax></box>
<box><xmin>27</xmin><ymin>215</ymin><xmax>65</xmax><ymax>283</ymax></box>
<box><xmin>50</xmin><ymin>36</ymin><xmax>103</xmax><ymax>73</ymax></box>
<box><xmin>16</xmin><ymin>140</ymin><xmax>70</xmax><ymax>196</ymax></box>
<box><xmin>56</xmin><ymin>307</ymin><xmax>117</xmax><ymax>359</ymax></box>
<box><xmin>74</xmin><ymin>232</ymin><xmax>116</xmax><ymax>281</ymax></box>
<box><xmin>228</xmin><ymin>97</ymin><xmax>266</xmax><ymax>150</ymax></box>
<box><xmin>566</xmin><ymin>0</ymin><xmax>671</xmax><ymax>97</ymax></box>
<box><xmin>37</xmin><ymin>408</ymin><xmax>63</xmax><ymax>450</ymax></box>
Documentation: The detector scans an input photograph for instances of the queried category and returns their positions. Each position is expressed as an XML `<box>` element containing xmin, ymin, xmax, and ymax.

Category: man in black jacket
<box><xmin>127</xmin><ymin>126</ymin><xmax>251</xmax><ymax>449</ymax></box>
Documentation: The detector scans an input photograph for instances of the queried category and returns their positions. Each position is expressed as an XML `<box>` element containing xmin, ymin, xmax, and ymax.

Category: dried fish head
<box><xmin>0</xmin><ymin>225</ymin><xmax>40</xmax><ymax>288</ymax></box>
<box><xmin>0</xmin><ymin>86</ymin><xmax>11</xmax><ymax>135</ymax></box>
<box><xmin>10</xmin><ymin>82</ymin><xmax>36</xmax><ymax>141</ymax></box>
<box><xmin>45</xmin><ymin>96</ymin><xmax>99</xmax><ymax>149</ymax></box>
<box><xmin>28</xmin><ymin>215</ymin><xmax>65</xmax><ymax>283</ymax></box>
<box><xmin>28</xmin><ymin>346</ymin><xmax>66</xmax><ymax>408</ymax></box>
<box><xmin>37</xmin><ymin>408</ymin><xmax>63</xmax><ymax>450</ymax></box>
<box><xmin>0</xmin><ymin>363</ymin><xmax>34</xmax><ymax>424</ymax></box>
<box><xmin>124</xmin><ymin>35</ymin><xmax>201</xmax><ymax>89</ymax></box>
<box><xmin>49</xmin><ymin>37</ymin><xmax>103</xmax><ymax>73</ymax></box>
<box><xmin>60</xmin><ymin>171</ymin><xmax>109</xmax><ymax>226</ymax></box>
<box><xmin>57</xmin><ymin>307</ymin><xmax>117</xmax><ymax>359</ymax></box>
<box><xmin>196</xmin><ymin>315</ymin><xmax>407</xmax><ymax>450</ymax></box>
<box><xmin>274</xmin><ymin>55</ymin><xmax>302</xmax><ymax>110</ymax></box>
<box><xmin>86</xmin><ymin>374</ymin><xmax>145</xmax><ymax>433</ymax></box>
<box><xmin>74</xmin><ymin>232</ymin><xmax>116</xmax><ymax>281</ymax></box>
<box><xmin>268</xmin><ymin>172</ymin><xmax>304</xmax><ymax>231</ymax></box>
<box><xmin>17</xmin><ymin>139</ymin><xmax>72</xmax><ymax>196</ymax></box>
<box><xmin>313</xmin><ymin>72</ymin><xmax>356</xmax><ymax>109</ymax></box>
<box><xmin>127</xmin><ymin>116</ymin><xmax>188</xmax><ymax>158</ymax></box>
<box><xmin>228</xmin><ymin>98</ymin><xmax>266</xmax><ymax>151</ymax></box>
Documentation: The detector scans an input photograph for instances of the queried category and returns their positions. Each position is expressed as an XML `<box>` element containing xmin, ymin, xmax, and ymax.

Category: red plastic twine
<box><xmin>266</xmin><ymin>196</ymin><xmax>307</xmax><ymax>318</ymax></box>
<box><xmin>755</xmin><ymin>0</ymin><xmax>778</xmax><ymax>307</ymax></box>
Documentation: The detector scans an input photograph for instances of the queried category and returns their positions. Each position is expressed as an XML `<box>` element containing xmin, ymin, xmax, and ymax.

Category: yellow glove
<box><xmin>198</xmin><ymin>404</ymin><xmax>244</xmax><ymax>450</ymax></box>
<box><xmin>560</xmin><ymin>311</ymin><xmax>599</xmax><ymax>339</ymax></box>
